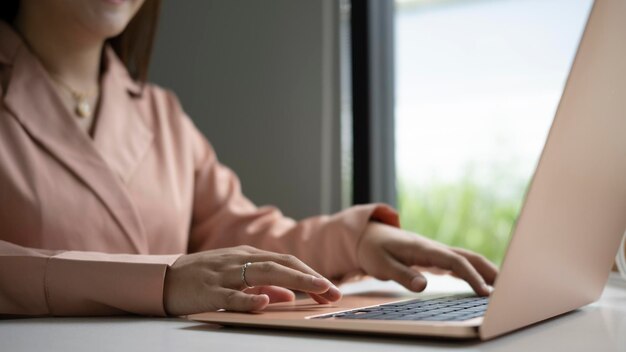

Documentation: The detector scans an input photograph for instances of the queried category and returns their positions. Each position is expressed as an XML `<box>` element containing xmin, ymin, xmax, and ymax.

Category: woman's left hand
<box><xmin>357</xmin><ymin>222</ymin><xmax>498</xmax><ymax>296</ymax></box>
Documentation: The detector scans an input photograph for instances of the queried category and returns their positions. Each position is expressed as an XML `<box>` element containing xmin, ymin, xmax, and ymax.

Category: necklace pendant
<box><xmin>76</xmin><ymin>99</ymin><xmax>91</xmax><ymax>118</ymax></box>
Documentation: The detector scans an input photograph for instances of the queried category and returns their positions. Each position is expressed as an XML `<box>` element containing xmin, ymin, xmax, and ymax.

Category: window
<box><xmin>394</xmin><ymin>0</ymin><xmax>592</xmax><ymax>264</ymax></box>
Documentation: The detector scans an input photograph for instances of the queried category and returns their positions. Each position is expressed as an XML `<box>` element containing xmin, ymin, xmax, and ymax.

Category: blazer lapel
<box><xmin>2</xmin><ymin>37</ymin><xmax>149</xmax><ymax>253</ymax></box>
<box><xmin>92</xmin><ymin>48</ymin><xmax>154</xmax><ymax>185</ymax></box>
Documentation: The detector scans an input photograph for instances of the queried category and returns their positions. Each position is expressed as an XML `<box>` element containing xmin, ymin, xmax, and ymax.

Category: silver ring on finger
<box><xmin>241</xmin><ymin>262</ymin><xmax>254</xmax><ymax>289</ymax></box>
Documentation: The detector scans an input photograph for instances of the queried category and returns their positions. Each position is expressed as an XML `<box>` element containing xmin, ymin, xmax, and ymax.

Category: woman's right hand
<box><xmin>163</xmin><ymin>245</ymin><xmax>342</xmax><ymax>316</ymax></box>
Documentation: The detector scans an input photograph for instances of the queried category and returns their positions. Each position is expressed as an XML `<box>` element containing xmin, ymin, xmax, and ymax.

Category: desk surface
<box><xmin>2</xmin><ymin>274</ymin><xmax>625</xmax><ymax>352</ymax></box>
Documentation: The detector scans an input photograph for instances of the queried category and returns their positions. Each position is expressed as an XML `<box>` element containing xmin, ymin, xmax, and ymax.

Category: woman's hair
<box><xmin>0</xmin><ymin>0</ymin><xmax>162</xmax><ymax>83</ymax></box>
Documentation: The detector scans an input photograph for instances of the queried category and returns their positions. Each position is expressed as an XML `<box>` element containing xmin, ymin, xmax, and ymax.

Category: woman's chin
<box><xmin>101</xmin><ymin>0</ymin><xmax>130</xmax><ymax>5</ymax></box>
<box><xmin>78</xmin><ymin>0</ymin><xmax>145</xmax><ymax>39</ymax></box>
<box><xmin>81</xmin><ymin>10</ymin><xmax>136</xmax><ymax>39</ymax></box>
<box><xmin>90</xmin><ymin>20</ymin><xmax>131</xmax><ymax>39</ymax></box>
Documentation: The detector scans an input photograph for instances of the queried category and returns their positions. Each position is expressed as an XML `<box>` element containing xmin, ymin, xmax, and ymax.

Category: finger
<box><xmin>245</xmin><ymin>286</ymin><xmax>295</xmax><ymax>303</ymax></box>
<box><xmin>385</xmin><ymin>256</ymin><xmax>428</xmax><ymax>292</ymax></box>
<box><xmin>320</xmin><ymin>286</ymin><xmax>342</xmax><ymax>302</ymax></box>
<box><xmin>309</xmin><ymin>293</ymin><xmax>330</xmax><ymax>304</ymax></box>
<box><xmin>243</xmin><ymin>285</ymin><xmax>330</xmax><ymax>305</ymax></box>
<box><xmin>218</xmin><ymin>288</ymin><xmax>270</xmax><ymax>312</ymax></box>
<box><xmin>248</xmin><ymin>252</ymin><xmax>335</xmax><ymax>284</ymax></box>
<box><xmin>425</xmin><ymin>248</ymin><xmax>490</xmax><ymax>296</ymax></box>
<box><xmin>244</xmin><ymin>261</ymin><xmax>334</xmax><ymax>294</ymax></box>
<box><xmin>451</xmin><ymin>248</ymin><xmax>499</xmax><ymax>285</ymax></box>
<box><xmin>239</xmin><ymin>248</ymin><xmax>339</xmax><ymax>299</ymax></box>
<box><xmin>306</xmin><ymin>285</ymin><xmax>341</xmax><ymax>302</ymax></box>
<box><xmin>248</xmin><ymin>252</ymin><xmax>321</xmax><ymax>277</ymax></box>
<box><xmin>243</xmin><ymin>286</ymin><xmax>295</xmax><ymax>303</ymax></box>
<box><xmin>247</xmin><ymin>253</ymin><xmax>342</xmax><ymax>302</ymax></box>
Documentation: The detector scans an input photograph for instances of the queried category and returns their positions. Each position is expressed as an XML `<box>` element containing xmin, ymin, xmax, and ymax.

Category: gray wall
<box><xmin>149</xmin><ymin>0</ymin><xmax>342</xmax><ymax>220</ymax></box>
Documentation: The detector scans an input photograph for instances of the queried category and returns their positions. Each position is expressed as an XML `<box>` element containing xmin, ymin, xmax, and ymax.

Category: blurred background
<box><xmin>394</xmin><ymin>0</ymin><xmax>592</xmax><ymax>264</ymax></box>
<box><xmin>150</xmin><ymin>0</ymin><xmax>593</xmax><ymax>265</ymax></box>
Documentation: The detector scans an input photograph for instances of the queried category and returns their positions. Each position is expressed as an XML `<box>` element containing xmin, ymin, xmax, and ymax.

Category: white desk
<box><xmin>2</xmin><ymin>274</ymin><xmax>625</xmax><ymax>352</ymax></box>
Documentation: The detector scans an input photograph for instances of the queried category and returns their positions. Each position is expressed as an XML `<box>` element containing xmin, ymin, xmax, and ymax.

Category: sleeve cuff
<box><xmin>46</xmin><ymin>252</ymin><xmax>181</xmax><ymax>316</ymax></box>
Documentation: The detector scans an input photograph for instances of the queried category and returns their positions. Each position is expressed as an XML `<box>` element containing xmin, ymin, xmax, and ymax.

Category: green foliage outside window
<box><xmin>397</xmin><ymin>167</ymin><xmax>528</xmax><ymax>265</ymax></box>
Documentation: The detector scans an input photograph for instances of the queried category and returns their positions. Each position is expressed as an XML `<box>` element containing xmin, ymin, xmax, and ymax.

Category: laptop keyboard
<box><xmin>312</xmin><ymin>296</ymin><xmax>488</xmax><ymax>322</ymax></box>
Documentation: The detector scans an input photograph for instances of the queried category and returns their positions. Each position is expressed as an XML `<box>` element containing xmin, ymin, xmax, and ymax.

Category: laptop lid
<box><xmin>480</xmin><ymin>0</ymin><xmax>626</xmax><ymax>340</ymax></box>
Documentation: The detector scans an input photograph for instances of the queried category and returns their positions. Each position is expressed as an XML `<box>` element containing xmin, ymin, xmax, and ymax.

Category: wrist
<box><xmin>162</xmin><ymin>254</ymin><xmax>184</xmax><ymax>316</ymax></box>
<box><xmin>163</xmin><ymin>265</ymin><xmax>173</xmax><ymax>316</ymax></box>
<box><xmin>356</xmin><ymin>222</ymin><xmax>386</xmax><ymax>268</ymax></box>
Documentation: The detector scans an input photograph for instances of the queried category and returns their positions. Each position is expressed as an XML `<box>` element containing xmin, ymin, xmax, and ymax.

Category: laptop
<box><xmin>189</xmin><ymin>0</ymin><xmax>626</xmax><ymax>340</ymax></box>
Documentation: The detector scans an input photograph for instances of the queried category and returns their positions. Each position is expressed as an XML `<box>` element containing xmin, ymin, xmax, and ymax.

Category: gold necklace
<box><xmin>49</xmin><ymin>75</ymin><xmax>98</xmax><ymax>118</ymax></box>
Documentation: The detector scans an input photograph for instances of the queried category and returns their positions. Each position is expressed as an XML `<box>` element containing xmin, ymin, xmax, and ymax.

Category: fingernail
<box><xmin>312</xmin><ymin>277</ymin><xmax>329</xmax><ymax>288</ymax></box>
<box><xmin>253</xmin><ymin>294</ymin><xmax>267</xmax><ymax>303</ymax></box>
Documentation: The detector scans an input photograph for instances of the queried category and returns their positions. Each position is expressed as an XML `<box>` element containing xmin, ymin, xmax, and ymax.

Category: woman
<box><xmin>0</xmin><ymin>0</ymin><xmax>497</xmax><ymax>317</ymax></box>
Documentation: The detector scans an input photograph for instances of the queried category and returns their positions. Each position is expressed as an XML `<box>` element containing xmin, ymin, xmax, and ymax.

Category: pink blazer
<box><xmin>0</xmin><ymin>22</ymin><xmax>399</xmax><ymax>317</ymax></box>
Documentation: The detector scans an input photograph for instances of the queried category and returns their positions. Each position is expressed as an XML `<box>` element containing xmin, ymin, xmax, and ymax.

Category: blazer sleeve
<box><xmin>0</xmin><ymin>240</ymin><xmax>180</xmax><ymax>317</ymax></box>
<box><xmin>184</xmin><ymin>116</ymin><xmax>400</xmax><ymax>283</ymax></box>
